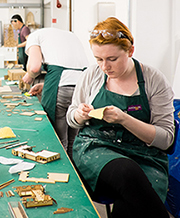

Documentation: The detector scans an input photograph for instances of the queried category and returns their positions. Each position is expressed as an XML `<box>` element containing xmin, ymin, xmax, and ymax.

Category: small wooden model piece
<box><xmin>53</xmin><ymin>207</ymin><xmax>73</xmax><ymax>214</ymax></box>
<box><xmin>8</xmin><ymin>69</ymin><xmax>26</xmax><ymax>81</ymax></box>
<box><xmin>14</xmin><ymin>184</ymin><xmax>54</xmax><ymax>208</ymax></box>
<box><xmin>0</xmin><ymin>179</ymin><xmax>15</xmax><ymax>190</ymax></box>
<box><xmin>0</xmin><ymin>127</ymin><xmax>16</xmax><ymax>139</ymax></box>
<box><xmin>8</xmin><ymin>201</ymin><xmax>28</xmax><ymax>218</ymax></box>
<box><xmin>19</xmin><ymin>79</ymin><xmax>30</xmax><ymax>91</ymax></box>
<box><xmin>12</xmin><ymin>145</ymin><xmax>60</xmax><ymax>164</ymax></box>
<box><xmin>19</xmin><ymin>171</ymin><xmax>69</xmax><ymax>183</ymax></box>
<box><xmin>0</xmin><ymin>191</ymin><xmax>3</xmax><ymax>198</ymax></box>
<box><xmin>88</xmin><ymin>107</ymin><xmax>107</xmax><ymax>120</ymax></box>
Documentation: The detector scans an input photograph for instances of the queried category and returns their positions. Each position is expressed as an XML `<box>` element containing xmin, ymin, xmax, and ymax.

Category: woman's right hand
<box><xmin>29</xmin><ymin>83</ymin><xmax>44</xmax><ymax>96</ymax></box>
<box><xmin>74</xmin><ymin>103</ymin><xmax>94</xmax><ymax>125</ymax></box>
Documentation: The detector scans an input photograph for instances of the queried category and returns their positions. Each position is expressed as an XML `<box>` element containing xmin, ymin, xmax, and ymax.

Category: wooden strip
<box><xmin>0</xmin><ymin>179</ymin><xmax>15</xmax><ymax>190</ymax></box>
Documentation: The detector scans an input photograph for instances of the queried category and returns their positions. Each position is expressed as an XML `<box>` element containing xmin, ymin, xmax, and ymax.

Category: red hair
<box><xmin>89</xmin><ymin>17</ymin><xmax>134</xmax><ymax>51</ymax></box>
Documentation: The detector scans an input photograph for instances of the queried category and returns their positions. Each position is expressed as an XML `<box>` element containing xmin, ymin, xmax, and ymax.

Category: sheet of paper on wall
<box><xmin>0</xmin><ymin>127</ymin><xmax>16</xmax><ymax>139</ymax></box>
<box><xmin>88</xmin><ymin>107</ymin><xmax>107</xmax><ymax>120</ymax></box>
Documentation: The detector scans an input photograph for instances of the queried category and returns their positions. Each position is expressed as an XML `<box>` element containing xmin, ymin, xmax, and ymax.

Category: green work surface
<box><xmin>0</xmin><ymin>69</ymin><xmax>100</xmax><ymax>218</ymax></box>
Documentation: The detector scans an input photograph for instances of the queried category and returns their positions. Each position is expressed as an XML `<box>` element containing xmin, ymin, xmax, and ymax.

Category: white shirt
<box><xmin>25</xmin><ymin>28</ymin><xmax>89</xmax><ymax>86</ymax></box>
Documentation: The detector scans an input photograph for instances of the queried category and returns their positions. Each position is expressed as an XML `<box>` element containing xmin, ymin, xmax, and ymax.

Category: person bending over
<box><xmin>23</xmin><ymin>28</ymin><xmax>88</xmax><ymax>158</ymax></box>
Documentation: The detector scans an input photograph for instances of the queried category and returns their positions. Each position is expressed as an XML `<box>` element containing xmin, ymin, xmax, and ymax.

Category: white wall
<box><xmin>130</xmin><ymin>0</ymin><xmax>174</xmax><ymax>84</ymax></box>
<box><xmin>72</xmin><ymin>0</ymin><xmax>180</xmax><ymax>87</ymax></box>
<box><xmin>73</xmin><ymin>0</ymin><xmax>129</xmax><ymax>65</ymax></box>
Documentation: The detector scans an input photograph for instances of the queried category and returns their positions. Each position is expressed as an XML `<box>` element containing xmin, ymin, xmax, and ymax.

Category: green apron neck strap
<box><xmin>132</xmin><ymin>58</ymin><xmax>144</xmax><ymax>84</ymax></box>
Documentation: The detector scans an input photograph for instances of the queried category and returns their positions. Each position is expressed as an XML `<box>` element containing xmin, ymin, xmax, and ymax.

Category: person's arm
<box><xmin>29</xmin><ymin>83</ymin><xmax>44</xmax><ymax>96</ymax></box>
<box><xmin>23</xmin><ymin>45</ymin><xmax>42</xmax><ymax>84</ymax></box>
<box><xmin>103</xmin><ymin>106</ymin><xmax>156</xmax><ymax>144</ymax></box>
<box><xmin>67</xmin><ymin>65</ymin><xmax>104</xmax><ymax>128</ymax></box>
<box><xmin>17</xmin><ymin>35</ymin><xmax>29</xmax><ymax>48</ymax></box>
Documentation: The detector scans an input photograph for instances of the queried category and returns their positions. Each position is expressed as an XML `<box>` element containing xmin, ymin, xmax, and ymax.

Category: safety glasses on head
<box><xmin>10</xmin><ymin>19</ymin><xmax>17</xmax><ymax>23</ymax></box>
<box><xmin>90</xmin><ymin>29</ymin><xmax>130</xmax><ymax>41</ymax></box>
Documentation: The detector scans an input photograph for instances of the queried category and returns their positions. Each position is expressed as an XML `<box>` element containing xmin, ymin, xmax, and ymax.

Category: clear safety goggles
<box><xmin>90</xmin><ymin>29</ymin><xmax>130</xmax><ymax>41</ymax></box>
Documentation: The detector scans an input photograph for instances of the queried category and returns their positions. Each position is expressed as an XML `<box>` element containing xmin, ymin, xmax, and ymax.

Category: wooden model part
<box><xmin>0</xmin><ymin>86</ymin><xmax>21</xmax><ymax>95</ymax></box>
<box><xmin>48</xmin><ymin>173</ymin><xmax>69</xmax><ymax>183</ymax></box>
<box><xmin>8</xmin><ymin>201</ymin><xmax>28</xmax><ymax>218</ymax></box>
<box><xmin>0</xmin><ymin>191</ymin><xmax>3</xmax><ymax>198</ymax></box>
<box><xmin>19</xmin><ymin>171</ymin><xmax>55</xmax><ymax>184</ymax></box>
<box><xmin>34</xmin><ymin>110</ymin><xmax>47</xmax><ymax>115</ymax></box>
<box><xmin>0</xmin><ymin>179</ymin><xmax>15</xmax><ymax>190</ymax></box>
<box><xmin>12</xmin><ymin>145</ymin><xmax>60</xmax><ymax>164</ymax></box>
<box><xmin>7</xmin><ymin>63</ymin><xmax>14</xmax><ymax>69</ymax></box>
<box><xmin>19</xmin><ymin>79</ymin><xmax>31</xmax><ymax>91</ymax></box>
<box><xmin>8</xmin><ymin>69</ymin><xmax>26</xmax><ymax>81</ymax></box>
<box><xmin>0</xmin><ymin>126</ymin><xmax>16</xmax><ymax>139</ymax></box>
<box><xmin>88</xmin><ymin>107</ymin><xmax>107</xmax><ymax>120</ymax></box>
<box><xmin>34</xmin><ymin>117</ymin><xmax>43</xmax><ymax>121</ymax></box>
<box><xmin>14</xmin><ymin>184</ymin><xmax>54</xmax><ymax>208</ymax></box>
<box><xmin>19</xmin><ymin>171</ymin><xmax>69</xmax><ymax>183</ymax></box>
<box><xmin>6</xmin><ymin>190</ymin><xmax>15</xmax><ymax>197</ymax></box>
<box><xmin>53</xmin><ymin>207</ymin><xmax>73</xmax><ymax>214</ymax></box>
<box><xmin>20</xmin><ymin>112</ymin><xmax>35</xmax><ymax>116</ymax></box>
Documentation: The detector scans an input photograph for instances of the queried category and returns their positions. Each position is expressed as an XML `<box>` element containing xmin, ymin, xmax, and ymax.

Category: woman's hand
<box><xmin>29</xmin><ymin>83</ymin><xmax>44</xmax><ymax>96</ymax></box>
<box><xmin>74</xmin><ymin>103</ymin><xmax>94</xmax><ymax>125</ymax></box>
<box><xmin>104</xmin><ymin>106</ymin><xmax>155</xmax><ymax>144</ymax></box>
<box><xmin>103</xmin><ymin>106</ymin><xmax>125</xmax><ymax>124</ymax></box>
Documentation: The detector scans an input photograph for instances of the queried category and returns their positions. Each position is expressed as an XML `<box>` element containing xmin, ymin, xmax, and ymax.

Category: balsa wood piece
<box><xmin>48</xmin><ymin>173</ymin><xmax>69</xmax><ymax>183</ymax></box>
<box><xmin>8</xmin><ymin>201</ymin><xmax>29</xmax><ymax>218</ymax></box>
<box><xmin>34</xmin><ymin>117</ymin><xmax>43</xmax><ymax>121</ymax></box>
<box><xmin>34</xmin><ymin>110</ymin><xmax>47</xmax><ymax>115</ymax></box>
<box><xmin>88</xmin><ymin>107</ymin><xmax>107</xmax><ymax>120</ymax></box>
<box><xmin>19</xmin><ymin>171</ymin><xmax>69</xmax><ymax>184</ymax></box>
<box><xmin>19</xmin><ymin>112</ymin><xmax>35</xmax><ymax>116</ymax></box>
<box><xmin>53</xmin><ymin>207</ymin><xmax>73</xmax><ymax>214</ymax></box>
<box><xmin>0</xmin><ymin>127</ymin><xmax>16</xmax><ymax>139</ymax></box>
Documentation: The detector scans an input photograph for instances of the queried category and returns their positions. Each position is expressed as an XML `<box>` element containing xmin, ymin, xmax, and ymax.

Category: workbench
<box><xmin>0</xmin><ymin>69</ymin><xmax>100</xmax><ymax>218</ymax></box>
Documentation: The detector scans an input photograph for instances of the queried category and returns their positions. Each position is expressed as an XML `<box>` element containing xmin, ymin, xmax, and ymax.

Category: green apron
<box><xmin>41</xmin><ymin>64</ymin><xmax>85</xmax><ymax>125</ymax></box>
<box><xmin>73</xmin><ymin>58</ymin><xmax>169</xmax><ymax>203</ymax></box>
<box><xmin>18</xmin><ymin>25</ymin><xmax>28</xmax><ymax>70</ymax></box>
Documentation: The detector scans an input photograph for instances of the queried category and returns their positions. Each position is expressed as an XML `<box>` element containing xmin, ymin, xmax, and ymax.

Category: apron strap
<box><xmin>132</xmin><ymin>58</ymin><xmax>146</xmax><ymax>95</ymax></box>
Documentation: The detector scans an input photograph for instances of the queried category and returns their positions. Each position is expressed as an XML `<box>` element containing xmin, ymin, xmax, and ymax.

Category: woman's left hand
<box><xmin>103</xmin><ymin>106</ymin><xmax>125</xmax><ymax>124</ymax></box>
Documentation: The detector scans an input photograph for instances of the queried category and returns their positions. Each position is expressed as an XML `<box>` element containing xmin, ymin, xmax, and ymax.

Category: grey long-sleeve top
<box><xmin>67</xmin><ymin>63</ymin><xmax>174</xmax><ymax>150</ymax></box>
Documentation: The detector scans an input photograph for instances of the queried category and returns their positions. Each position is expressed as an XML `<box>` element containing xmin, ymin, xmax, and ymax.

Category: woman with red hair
<box><xmin>67</xmin><ymin>17</ymin><xmax>174</xmax><ymax>217</ymax></box>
